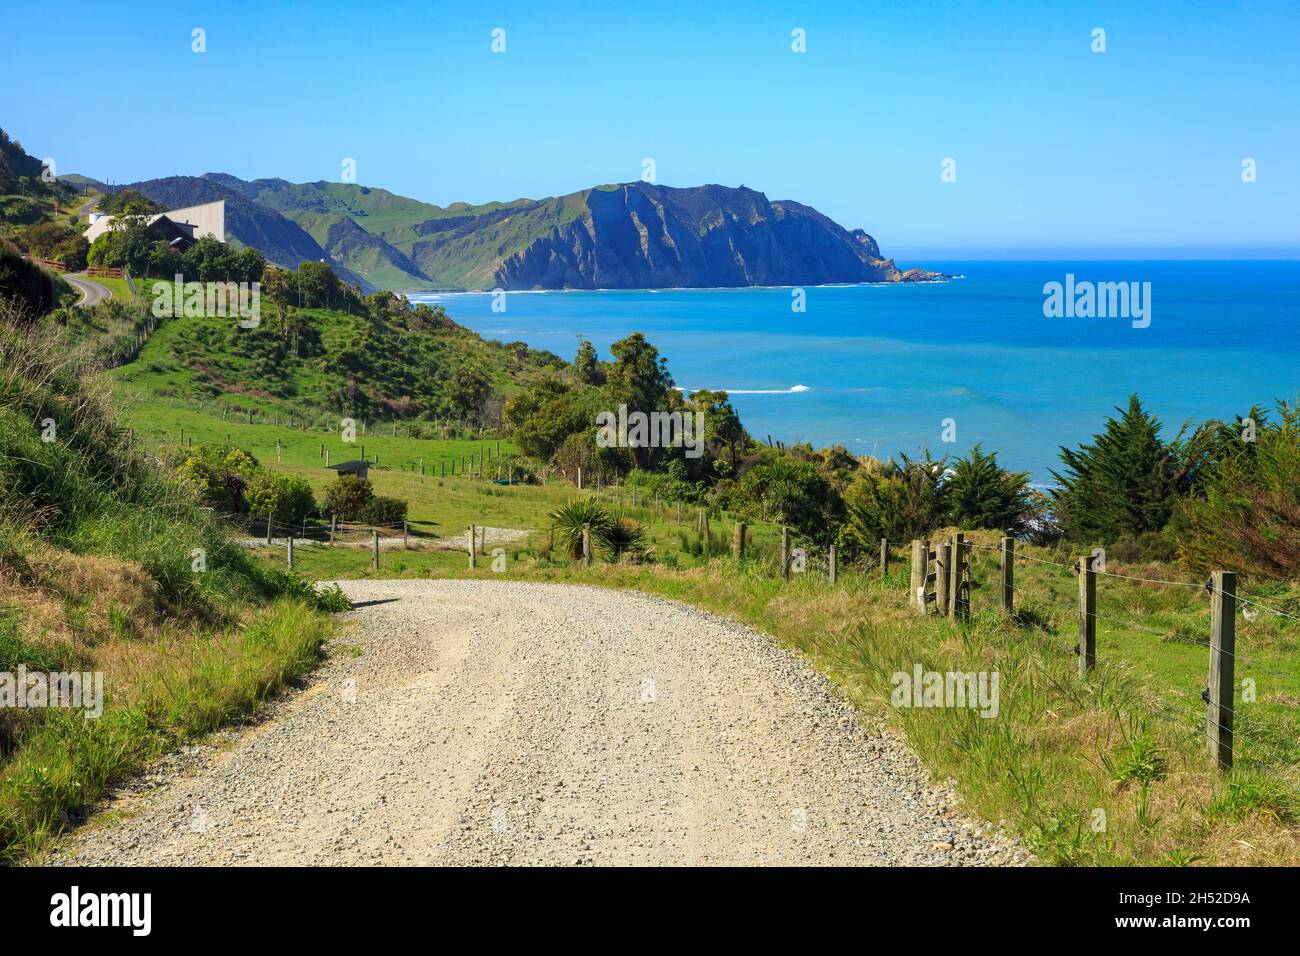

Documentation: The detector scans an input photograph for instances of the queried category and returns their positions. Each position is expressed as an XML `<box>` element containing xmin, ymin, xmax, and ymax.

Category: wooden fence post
<box><xmin>468</xmin><ymin>526</ymin><xmax>476</xmax><ymax>568</ymax></box>
<box><xmin>935</xmin><ymin>537</ymin><xmax>949</xmax><ymax>617</ymax></box>
<box><xmin>829</xmin><ymin>544</ymin><xmax>838</xmax><ymax>585</ymax></box>
<box><xmin>329</xmin><ymin>514</ymin><xmax>336</xmax><ymax>544</ymax></box>
<box><xmin>880</xmin><ymin>538</ymin><xmax>889</xmax><ymax>579</ymax></box>
<box><xmin>910</xmin><ymin>539</ymin><xmax>923</xmax><ymax>608</ymax></box>
<box><xmin>265</xmin><ymin>515</ymin><xmax>273</xmax><ymax>545</ymax></box>
<box><xmin>287</xmin><ymin>533</ymin><xmax>294</xmax><ymax>568</ymax></box>
<box><xmin>372</xmin><ymin>529</ymin><xmax>379</xmax><ymax>570</ymax></box>
<box><xmin>732</xmin><ymin>522</ymin><xmax>746</xmax><ymax>561</ymax></box>
<box><xmin>402</xmin><ymin>520</ymin><xmax>408</xmax><ymax>550</ymax></box>
<box><xmin>780</xmin><ymin>527</ymin><xmax>790</xmax><ymax>580</ymax></box>
<box><xmin>577</xmin><ymin>467</ymin><xmax>583</xmax><ymax>490</ymax></box>
<box><xmin>582</xmin><ymin>524</ymin><xmax>592</xmax><ymax>566</ymax></box>
<box><xmin>949</xmin><ymin>533</ymin><xmax>967</xmax><ymax>622</ymax></box>
<box><xmin>1077</xmin><ymin>552</ymin><xmax>1096</xmax><ymax>675</ymax></box>
<box><xmin>1000</xmin><ymin>534</ymin><xmax>1015</xmax><ymax>612</ymax></box>
<box><xmin>1207</xmin><ymin>570</ymin><xmax>1236</xmax><ymax>771</ymax></box>
<box><xmin>922</xmin><ymin>539</ymin><xmax>936</xmax><ymax>614</ymax></box>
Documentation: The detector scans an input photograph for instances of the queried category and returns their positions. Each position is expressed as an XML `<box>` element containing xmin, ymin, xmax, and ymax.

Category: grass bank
<box><xmin>0</xmin><ymin>307</ymin><xmax>345</xmax><ymax>861</ymax></box>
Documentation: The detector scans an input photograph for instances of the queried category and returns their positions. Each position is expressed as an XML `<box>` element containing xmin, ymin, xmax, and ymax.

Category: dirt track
<box><xmin>50</xmin><ymin>580</ymin><xmax>1027</xmax><ymax>866</ymax></box>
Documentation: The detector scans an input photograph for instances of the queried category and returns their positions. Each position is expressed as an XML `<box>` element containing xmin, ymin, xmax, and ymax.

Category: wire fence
<box><xmin>952</xmin><ymin>535</ymin><xmax>1298</xmax><ymax>772</ymax></box>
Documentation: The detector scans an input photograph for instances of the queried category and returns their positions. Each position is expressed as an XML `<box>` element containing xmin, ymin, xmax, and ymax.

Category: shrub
<box><xmin>548</xmin><ymin>498</ymin><xmax>614</xmax><ymax>558</ymax></box>
<box><xmin>738</xmin><ymin>455</ymin><xmax>839</xmax><ymax>542</ymax></box>
<box><xmin>362</xmin><ymin>495</ymin><xmax>407</xmax><ymax>525</ymax></box>
<box><xmin>322</xmin><ymin>475</ymin><xmax>374</xmax><ymax>520</ymax></box>
<box><xmin>946</xmin><ymin>445</ymin><xmax>1037</xmax><ymax>534</ymax></box>
<box><xmin>256</xmin><ymin>568</ymin><xmax>353</xmax><ymax>613</ymax></box>
<box><xmin>843</xmin><ymin>453</ymin><xmax>947</xmax><ymax>545</ymax></box>
<box><xmin>1180</xmin><ymin>402</ymin><xmax>1300</xmax><ymax>577</ymax></box>
<box><xmin>0</xmin><ymin>238</ymin><xmax>55</xmax><ymax>318</ymax></box>
<box><xmin>599</xmin><ymin>512</ymin><xmax>648</xmax><ymax>562</ymax></box>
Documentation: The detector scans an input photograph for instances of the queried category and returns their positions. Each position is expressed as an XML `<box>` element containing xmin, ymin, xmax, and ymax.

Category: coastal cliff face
<box><xmin>490</xmin><ymin>183</ymin><xmax>937</xmax><ymax>290</ymax></box>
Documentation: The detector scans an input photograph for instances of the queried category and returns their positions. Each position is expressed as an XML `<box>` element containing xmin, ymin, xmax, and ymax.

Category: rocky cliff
<box><xmin>489</xmin><ymin>183</ymin><xmax>939</xmax><ymax>290</ymax></box>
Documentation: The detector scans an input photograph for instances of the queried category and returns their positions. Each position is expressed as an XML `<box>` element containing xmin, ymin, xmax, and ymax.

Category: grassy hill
<box><xmin>111</xmin><ymin>298</ymin><xmax>564</xmax><ymax>427</ymax></box>
<box><xmin>0</xmin><ymin>302</ymin><xmax>350</xmax><ymax>860</ymax></box>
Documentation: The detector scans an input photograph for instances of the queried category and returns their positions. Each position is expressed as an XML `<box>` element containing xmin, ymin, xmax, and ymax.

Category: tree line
<box><xmin>506</xmin><ymin>336</ymin><xmax>1299</xmax><ymax>577</ymax></box>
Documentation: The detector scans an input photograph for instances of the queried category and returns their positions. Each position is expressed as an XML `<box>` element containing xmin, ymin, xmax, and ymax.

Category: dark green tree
<box><xmin>1050</xmin><ymin>395</ymin><xmax>1189</xmax><ymax>541</ymax></box>
<box><xmin>574</xmin><ymin>339</ymin><xmax>605</xmax><ymax>385</ymax></box>
<box><xmin>738</xmin><ymin>455</ymin><xmax>839</xmax><ymax>542</ymax></box>
<box><xmin>446</xmin><ymin>363</ymin><xmax>491</xmax><ymax>425</ymax></box>
<box><xmin>946</xmin><ymin>445</ymin><xmax>1035</xmax><ymax>533</ymax></box>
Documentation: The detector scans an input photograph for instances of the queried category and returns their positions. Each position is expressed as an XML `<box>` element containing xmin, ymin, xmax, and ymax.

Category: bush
<box><xmin>946</xmin><ymin>445</ymin><xmax>1037</xmax><ymax>534</ymax></box>
<box><xmin>738</xmin><ymin>455</ymin><xmax>839</xmax><ymax>542</ymax></box>
<box><xmin>322</xmin><ymin>474</ymin><xmax>374</xmax><ymax>520</ymax></box>
<box><xmin>177</xmin><ymin>444</ymin><xmax>312</xmax><ymax>523</ymax></box>
<box><xmin>548</xmin><ymin>498</ymin><xmax>614</xmax><ymax>558</ymax></box>
<box><xmin>363</xmin><ymin>495</ymin><xmax>407</xmax><ymax>525</ymax></box>
<box><xmin>256</xmin><ymin>568</ymin><xmax>353</xmax><ymax>613</ymax></box>
<box><xmin>599</xmin><ymin>511</ymin><xmax>648</xmax><ymax>561</ymax></box>
<box><xmin>1180</xmin><ymin>403</ymin><xmax>1300</xmax><ymax>577</ymax></box>
<box><xmin>0</xmin><ymin>238</ymin><xmax>55</xmax><ymax>318</ymax></box>
<box><xmin>843</xmin><ymin>454</ymin><xmax>947</xmax><ymax>545</ymax></box>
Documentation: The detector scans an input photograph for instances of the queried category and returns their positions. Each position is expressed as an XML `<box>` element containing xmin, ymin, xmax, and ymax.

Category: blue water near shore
<box><xmin>409</xmin><ymin>261</ymin><xmax>1300</xmax><ymax>481</ymax></box>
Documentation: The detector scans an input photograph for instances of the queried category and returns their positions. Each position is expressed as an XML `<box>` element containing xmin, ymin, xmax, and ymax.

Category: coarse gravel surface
<box><xmin>47</xmin><ymin>579</ymin><xmax>1029</xmax><ymax>866</ymax></box>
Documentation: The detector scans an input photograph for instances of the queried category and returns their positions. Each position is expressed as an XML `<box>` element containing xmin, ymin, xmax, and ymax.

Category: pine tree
<box><xmin>1050</xmin><ymin>395</ymin><xmax>1182</xmax><ymax>541</ymax></box>
<box><xmin>946</xmin><ymin>445</ymin><xmax>1035</xmax><ymax>533</ymax></box>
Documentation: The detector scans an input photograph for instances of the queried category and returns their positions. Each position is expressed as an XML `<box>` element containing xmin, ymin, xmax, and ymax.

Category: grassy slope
<box><xmin>393</xmin><ymin>192</ymin><xmax>594</xmax><ymax>290</ymax></box>
<box><xmin>250</xmin><ymin>179</ymin><xmax>595</xmax><ymax>290</ymax></box>
<box><xmin>108</xmin><ymin>298</ymin><xmax>558</xmax><ymax>425</ymax></box>
<box><xmin>275</xmin><ymin>209</ymin><xmax>431</xmax><ymax>291</ymax></box>
<box><xmin>117</xmin><ymin>390</ymin><xmax>789</xmax><ymax>553</ymax></box>
<box><xmin>0</xmin><ymin>314</ymin><xmax>342</xmax><ymax>861</ymax></box>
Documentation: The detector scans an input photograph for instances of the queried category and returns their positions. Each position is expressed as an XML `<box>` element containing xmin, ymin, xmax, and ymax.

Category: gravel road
<box><xmin>65</xmin><ymin>273</ymin><xmax>112</xmax><ymax>307</ymax></box>
<box><xmin>49</xmin><ymin>580</ymin><xmax>1028</xmax><ymax>866</ymax></box>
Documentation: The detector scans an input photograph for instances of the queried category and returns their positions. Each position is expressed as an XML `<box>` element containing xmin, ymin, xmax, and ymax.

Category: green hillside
<box><xmin>250</xmin><ymin>180</ymin><xmax>574</xmax><ymax>290</ymax></box>
<box><xmin>250</xmin><ymin>180</ymin><xmax>445</xmax><ymax>235</ymax></box>
<box><xmin>0</xmin><ymin>128</ymin><xmax>84</xmax><ymax>252</ymax></box>
<box><xmin>0</xmin><ymin>302</ymin><xmax>349</xmax><ymax>859</ymax></box>
<box><xmin>111</xmin><ymin>293</ymin><xmax>565</xmax><ymax>428</ymax></box>
<box><xmin>281</xmin><ymin>209</ymin><xmax>430</xmax><ymax>291</ymax></box>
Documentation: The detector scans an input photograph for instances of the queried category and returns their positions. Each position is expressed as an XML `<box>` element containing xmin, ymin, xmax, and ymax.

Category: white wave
<box><xmin>687</xmin><ymin>384</ymin><xmax>812</xmax><ymax>395</ymax></box>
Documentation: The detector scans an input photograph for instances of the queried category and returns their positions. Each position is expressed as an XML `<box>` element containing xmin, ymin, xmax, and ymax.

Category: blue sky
<box><xmin>7</xmin><ymin>0</ymin><xmax>1298</xmax><ymax>260</ymax></box>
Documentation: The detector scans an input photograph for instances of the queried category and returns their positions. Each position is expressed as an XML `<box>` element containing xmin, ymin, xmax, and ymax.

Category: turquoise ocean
<box><xmin>409</xmin><ymin>261</ymin><xmax>1300</xmax><ymax>482</ymax></box>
